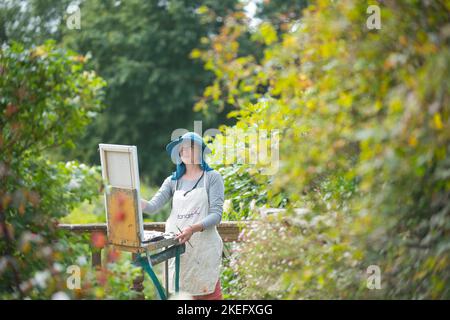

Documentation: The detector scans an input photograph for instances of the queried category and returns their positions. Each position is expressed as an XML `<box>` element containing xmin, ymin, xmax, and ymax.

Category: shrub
<box><xmin>196</xmin><ymin>0</ymin><xmax>450</xmax><ymax>299</ymax></box>
<box><xmin>0</xmin><ymin>41</ymin><xmax>107</xmax><ymax>298</ymax></box>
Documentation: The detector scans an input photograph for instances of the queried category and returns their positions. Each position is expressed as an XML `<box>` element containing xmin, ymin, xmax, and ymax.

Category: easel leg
<box><xmin>136</xmin><ymin>255</ymin><xmax>167</xmax><ymax>300</ymax></box>
<box><xmin>131</xmin><ymin>253</ymin><xmax>145</xmax><ymax>299</ymax></box>
<box><xmin>175</xmin><ymin>245</ymin><xmax>180</xmax><ymax>293</ymax></box>
<box><xmin>164</xmin><ymin>247</ymin><xmax>169</xmax><ymax>298</ymax></box>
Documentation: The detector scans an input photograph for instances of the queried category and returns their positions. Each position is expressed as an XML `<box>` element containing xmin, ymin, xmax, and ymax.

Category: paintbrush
<box><xmin>176</xmin><ymin>225</ymin><xmax>194</xmax><ymax>248</ymax></box>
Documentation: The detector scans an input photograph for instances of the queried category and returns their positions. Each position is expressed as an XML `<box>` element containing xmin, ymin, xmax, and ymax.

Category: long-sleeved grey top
<box><xmin>142</xmin><ymin>170</ymin><xmax>224</xmax><ymax>230</ymax></box>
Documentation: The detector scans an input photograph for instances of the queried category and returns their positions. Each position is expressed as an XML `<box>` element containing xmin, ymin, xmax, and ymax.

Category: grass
<box><xmin>61</xmin><ymin>183</ymin><xmax>171</xmax><ymax>224</ymax></box>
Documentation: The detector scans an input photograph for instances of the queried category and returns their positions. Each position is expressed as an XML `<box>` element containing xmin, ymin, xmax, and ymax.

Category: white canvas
<box><xmin>98</xmin><ymin>143</ymin><xmax>145</xmax><ymax>243</ymax></box>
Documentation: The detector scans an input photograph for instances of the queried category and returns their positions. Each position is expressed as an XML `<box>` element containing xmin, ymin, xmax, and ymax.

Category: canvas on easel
<box><xmin>98</xmin><ymin>144</ymin><xmax>145</xmax><ymax>250</ymax></box>
<box><xmin>98</xmin><ymin>144</ymin><xmax>185</xmax><ymax>299</ymax></box>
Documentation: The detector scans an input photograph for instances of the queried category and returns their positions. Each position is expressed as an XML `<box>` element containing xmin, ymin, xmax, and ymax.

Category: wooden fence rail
<box><xmin>58</xmin><ymin>221</ymin><xmax>245</xmax><ymax>243</ymax></box>
<box><xmin>58</xmin><ymin>221</ymin><xmax>252</xmax><ymax>298</ymax></box>
<box><xmin>58</xmin><ymin>221</ymin><xmax>252</xmax><ymax>268</ymax></box>
<box><xmin>57</xmin><ymin>208</ymin><xmax>300</xmax><ymax>298</ymax></box>
<box><xmin>58</xmin><ymin>208</ymin><xmax>305</xmax><ymax>268</ymax></box>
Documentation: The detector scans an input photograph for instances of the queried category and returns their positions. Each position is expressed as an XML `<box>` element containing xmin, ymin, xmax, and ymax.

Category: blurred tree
<box><xmin>254</xmin><ymin>0</ymin><xmax>309</xmax><ymax>32</ymax></box>
<box><xmin>0</xmin><ymin>0</ymin><xmax>71</xmax><ymax>45</ymax></box>
<box><xmin>61</xmin><ymin>0</ymin><xmax>243</xmax><ymax>183</ymax></box>
<box><xmin>0</xmin><ymin>0</ymin><xmax>239</xmax><ymax>183</ymax></box>
<box><xmin>195</xmin><ymin>0</ymin><xmax>450</xmax><ymax>299</ymax></box>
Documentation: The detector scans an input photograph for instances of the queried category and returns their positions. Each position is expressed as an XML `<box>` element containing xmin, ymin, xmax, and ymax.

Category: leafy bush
<box><xmin>0</xmin><ymin>40</ymin><xmax>108</xmax><ymax>298</ymax></box>
<box><xmin>197</xmin><ymin>0</ymin><xmax>450</xmax><ymax>299</ymax></box>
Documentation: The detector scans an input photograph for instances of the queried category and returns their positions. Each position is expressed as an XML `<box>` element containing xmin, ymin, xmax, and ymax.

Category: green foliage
<box><xmin>210</xmin><ymin>159</ymin><xmax>288</xmax><ymax>221</ymax></box>
<box><xmin>60</xmin><ymin>199</ymin><xmax>105</xmax><ymax>224</ymax></box>
<box><xmin>228</xmin><ymin>211</ymin><xmax>366</xmax><ymax>299</ymax></box>
<box><xmin>61</xmin><ymin>180</ymin><xmax>170</xmax><ymax>224</ymax></box>
<box><xmin>254</xmin><ymin>0</ymin><xmax>309</xmax><ymax>33</ymax></box>
<box><xmin>71</xmin><ymin>0</ymin><xmax>244</xmax><ymax>183</ymax></box>
<box><xmin>0</xmin><ymin>0</ymin><xmax>241</xmax><ymax>184</ymax></box>
<box><xmin>0</xmin><ymin>0</ymin><xmax>71</xmax><ymax>45</ymax></box>
<box><xmin>0</xmin><ymin>40</ymin><xmax>107</xmax><ymax>298</ymax></box>
<box><xmin>218</xmin><ymin>164</ymin><xmax>268</xmax><ymax>221</ymax></box>
<box><xmin>56</xmin><ymin>232</ymin><xmax>147</xmax><ymax>299</ymax></box>
<box><xmin>0</xmin><ymin>41</ymin><xmax>106</xmax><ymax>155</ymax></box>
<box><xmin>206</xmin><ymin>123</ymin><xmax>290</xmax><ymax>221</ymax></box>
<box><xmin>2</xmin><ymin>0</ymin><xmax>449</xmax><ymax>300</ymax></box>
<box><xmin>197</xmin><ymin>0</ymin><xmax>450</xmax><ymax>299</ymax></box>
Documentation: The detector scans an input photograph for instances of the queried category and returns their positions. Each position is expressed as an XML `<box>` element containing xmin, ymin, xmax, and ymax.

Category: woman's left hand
<box><xmin>176</xmin><ymin>226</ymin><xmax>194</xmax><ymax>244</ymax></box>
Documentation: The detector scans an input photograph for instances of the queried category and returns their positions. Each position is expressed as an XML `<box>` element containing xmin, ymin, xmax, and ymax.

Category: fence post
<box><xmin>131</xmin><ymin>253</ymin><xmax>145</xmax><ymax>299</ymax></box>
<box><xmin>91</xmin><ymin>247</ymin><xmax>102</xmax><ymax>269</ymax></box>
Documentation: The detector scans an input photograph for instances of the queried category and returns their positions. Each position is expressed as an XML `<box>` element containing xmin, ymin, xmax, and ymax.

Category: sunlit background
<box><xmin>1</xmin><ymin>0</ymin><xmax>449</xmax><ymax>299</ymax></box>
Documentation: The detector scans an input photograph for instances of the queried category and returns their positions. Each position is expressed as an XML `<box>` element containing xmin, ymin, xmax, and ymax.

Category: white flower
<box><xmin>53</xmin><ymin>263</ymin><xmax>64</xmax><ymax>272</ymax></box>
<box><xmin>77</xmin><ymin>256</ymin><xmax>87</xmax><ymax>266</ymax></box>
<box><xmin>169</xmin><ymin>291</ymin><xmax>193</xmax><ymax>300</ymax></box>
<box><xmin>223</xmin><ymin>199</ymin><xmax>232</xmax><ymax>214</ymax></box>
<box><xmin>249</xmin><ymin>199</ymin><xmax>257</xmax><ymax>212</ymax></box>
<box><xmin>33</xmin><ymin>270</ymin><xmax>50</xmax><ymax>289</ymax></box>
<box><xmin>41</xmin><ymin>246</ymin><xmax>52</xmax><ymax>257</ymax></box>
<box><xmin>52</xmin><ymin>291</ymin><xmax>70</xmax><ymax>300</ymax></box>
<box><xmin>67</xmin><ymin>178</ymin><xmax>80</xmax><ymax>190</ymax></box>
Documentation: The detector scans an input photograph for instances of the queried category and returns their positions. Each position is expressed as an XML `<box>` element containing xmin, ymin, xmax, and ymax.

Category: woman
<box><xmin>140</xmin><ymin>132</ymin><xmax>224</xmax><ymax>300</ymax></box>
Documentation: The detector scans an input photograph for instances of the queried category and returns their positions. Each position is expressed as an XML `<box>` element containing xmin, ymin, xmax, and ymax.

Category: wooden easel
<box><xmin>104</xmin><ymin>180</ymin><xmax>186</xmax><ymax>301</ymax></box>
<box><xmin>99</xmin><ymin>144</ymin><xmax>185</xmax><ymax>299</ymax></box>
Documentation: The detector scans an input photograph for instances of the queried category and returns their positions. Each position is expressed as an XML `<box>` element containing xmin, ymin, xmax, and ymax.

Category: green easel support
<box><xmin>134</xmin><ymin>244</ymin><xmax>184</xmax><ymax>300</ymax></box>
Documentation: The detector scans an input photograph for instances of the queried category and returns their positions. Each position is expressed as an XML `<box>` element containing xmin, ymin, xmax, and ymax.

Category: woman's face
<box><xmin>179</xmin><ymin>141</ymin><xmax>202</xmax><ymax>165</ymax></box>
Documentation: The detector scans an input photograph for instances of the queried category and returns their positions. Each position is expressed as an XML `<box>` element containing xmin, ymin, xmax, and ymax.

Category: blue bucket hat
<box><xmin>166</xmin><ymin>132</ymin><xmax>213</xmax><ymax>180</ymax></box>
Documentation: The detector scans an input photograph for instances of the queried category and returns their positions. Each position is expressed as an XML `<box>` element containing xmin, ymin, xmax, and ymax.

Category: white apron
<box><xmin>164</xmin><ymin>171</ymin><xmax>223</xmax><ymax>296</ymax></box>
